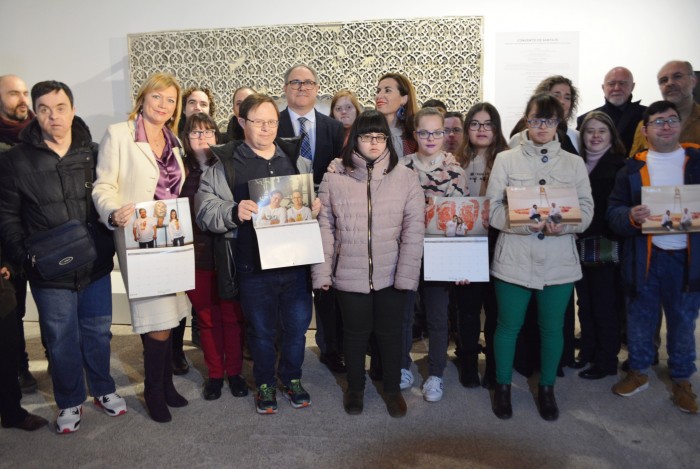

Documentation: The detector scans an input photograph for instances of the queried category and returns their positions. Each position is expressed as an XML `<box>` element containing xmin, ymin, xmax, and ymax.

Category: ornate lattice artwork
<box><xmin>128</xmin><ymin>17</ymin><xmax>483</xmax><ymax>129</ymax></box>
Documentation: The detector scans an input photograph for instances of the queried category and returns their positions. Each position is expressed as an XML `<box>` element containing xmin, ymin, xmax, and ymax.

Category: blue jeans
<box><xmin>628</xmin><ymin>248</ymin><xmax>700</xmax><ymax>380</ymax></box>
<box><xmin>238</xmin><ymin>267</ymin><xmax>312</xmax><ymax>387</ymax></box>
<box><xmin>31</xmin><ymin>274</ymin><xmax>115</xmax><ymax>409</ymax></box>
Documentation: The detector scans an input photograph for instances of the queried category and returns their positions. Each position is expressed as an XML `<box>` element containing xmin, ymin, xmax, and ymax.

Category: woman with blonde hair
<box><xmin>330</xmin><ymin>89</ymin><xmax>362</xmax><ymax>145</ymax></box>
<box><xmin>93</xmin><ymin>72</ymin><xmax>189</xmax><ymax>423</ymax></box>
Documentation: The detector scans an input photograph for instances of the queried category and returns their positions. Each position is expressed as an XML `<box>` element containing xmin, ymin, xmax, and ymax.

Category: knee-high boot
<box><xmin>143</xmin><ymin>335</ymin><xmax>171</xmax><ymax>423</ymax></box>
<box><xmin>163</xmin><ymin>333</ymin><xmax>188</xmax><ymax>408</ymax></box>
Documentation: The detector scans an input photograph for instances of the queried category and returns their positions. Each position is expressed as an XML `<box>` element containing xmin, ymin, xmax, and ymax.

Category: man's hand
<box><xmin>237</xmin><ymin>200</ymin><xmax>258</xmax><ymax>221</ymax></box>
<box><xmin>1</xmin><ymin>266</ymin><xmax>10</xmax><ymax>280</ymax></box>
<box><xmin>630</xmin><ymin>205</ymin><xmax>650</xmax><ymax>225</ymax></box>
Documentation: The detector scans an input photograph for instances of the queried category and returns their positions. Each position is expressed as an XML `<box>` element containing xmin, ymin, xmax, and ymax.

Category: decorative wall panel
<box><xmin>128</xmin><ymin>17</ymin><xmax>483</xmax><ymax>129</ymax></box>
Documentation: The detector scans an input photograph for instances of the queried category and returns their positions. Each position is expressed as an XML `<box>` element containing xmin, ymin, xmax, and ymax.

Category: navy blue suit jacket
<box><xmin>278</xmin><ymin>108</ymin><xmax>345</xmax><ymax>185</ymax></box>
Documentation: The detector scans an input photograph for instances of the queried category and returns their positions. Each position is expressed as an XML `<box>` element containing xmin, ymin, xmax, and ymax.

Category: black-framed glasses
<box><xmin>358</xmin><ymin>134</ymin><xmax>388</xmax><ymax>143</ymax></box>
<box><xmin>189</xmin><ymin>129</ymin><xmax>216</xmax><ymax>139</ymax></box>
<box><xmin>527</xmin><ymin>118</ymin><xmax>559</xmax><ymax>129</ymax></box>
<box><xmin>416</xmin><ymin>130</ymin><xmax>445</xmax><ymax>140</ymax></box>
<box><xmin>468</xmin><ymin>121</ymin><xmax>493</xmax><ymax>131</ymax></box>
<box><xmin>287</xmin><ymin>80</ymin><xmax>317</xmax><ymax>90</ymax></box>
<box><xmin>244</xmin><ymin>119</ymin><xmax>279</xmax><ymax>128</ymax></box>
<box><xmin>646</xmin><ymin>117</ymin><xmax>681</xmax><ymax>129</ymax></box>
<box><xmin>444</xmin><ymin>127</ymin><xmax>464</xmax><ymax>135</ymax></box>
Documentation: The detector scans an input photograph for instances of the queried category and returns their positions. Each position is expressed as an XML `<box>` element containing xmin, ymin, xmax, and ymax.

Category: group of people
<box><xmin>0</xmin><ymin>57</ymin><xmax>698</xmax><ymax>434</ymax></box>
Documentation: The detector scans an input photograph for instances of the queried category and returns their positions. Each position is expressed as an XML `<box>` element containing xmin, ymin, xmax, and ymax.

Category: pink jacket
<box><xmin>312</xmin><ymin>151</ymin><xmax>425</xmax><ymax>293</ymax></box>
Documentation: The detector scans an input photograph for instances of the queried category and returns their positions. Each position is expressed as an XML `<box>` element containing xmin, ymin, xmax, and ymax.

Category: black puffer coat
<box><xmin>0</xmin><ymin>116</ymin><xmax>114</xmax><ymax>290</ymax></box>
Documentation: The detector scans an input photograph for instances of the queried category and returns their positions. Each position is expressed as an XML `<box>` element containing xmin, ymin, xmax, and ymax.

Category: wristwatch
<box><xmin>108</xmin><ymin>211</ymin><xmax>118</xmax><ymax>228</ymax></box>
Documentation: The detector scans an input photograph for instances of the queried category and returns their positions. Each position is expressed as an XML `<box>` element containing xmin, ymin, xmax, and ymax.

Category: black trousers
<box><xmin>575</xmin><ymin>263</ymin><xmax>622</xmax><ymax>372</ymax></box>
<box><xmin>454</xmin><ymin>281</ymin><xmax>498</xmax><ymax>370</ymax></box>
<box><xmin>0</xmin><ymin>309</ymin><xmax>28</xmax><ymax>426</ymax></box>
<box><xmin>336</xmin><ymin>287</ymin><xmax>406</xmax><ymax>393</ymax></box>
<box><xmin>313</xmin><ymin>287</ymin><xmax>343</xmax><ymax>356</ymax></box>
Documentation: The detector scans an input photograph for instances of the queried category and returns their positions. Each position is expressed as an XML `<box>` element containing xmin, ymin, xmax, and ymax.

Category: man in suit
<box><xmin>576</xmin><ymin>67</ymin><xmax>646</xmax><ymax>154</ymax></box>
<box><xmin>277</xmin><ymin>64</ymin><xmax>346</xmax><ymax>373</ymax></box>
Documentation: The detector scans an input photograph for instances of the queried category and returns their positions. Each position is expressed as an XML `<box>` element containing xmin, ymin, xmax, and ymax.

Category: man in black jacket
<box><xmin>0</xmin><ymin>81</ymin><xmax>125</xmax><ymax>434</ymax></box>
<box><xmin>277</xmin><ymin>64</ymin><xmax>346</xmax><ymax>373</ymax></box>
<box><xmin>576</xmin><ymin>67</ymin><xmax>646</xmax><ymax>154</ymax></box>
<box><xmin>0</xmin><ymin>74</ymin><xmax>41</xmax><ymax>394</ymax></box>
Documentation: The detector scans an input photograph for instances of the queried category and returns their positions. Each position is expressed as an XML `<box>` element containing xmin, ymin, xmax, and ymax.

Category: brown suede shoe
<box><xmin>672</xmin><ymin>381</ymin><xmax>698</xmax><ymax>414</ymax></box>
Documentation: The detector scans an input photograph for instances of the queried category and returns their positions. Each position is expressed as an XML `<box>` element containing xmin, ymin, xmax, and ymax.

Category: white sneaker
<box><xmin>400</xmin><ymin>368</ymin><xmax>414</xmax><ymax>390</ymax></box>
<box><xmin>94</xmin><ymin>392</ymin><xmax>127</xmax><ymax>417</ymax></box>
<box><xmin>422</xmin><ymin>376</ymin><xmax>444</xmax><ymax>402</ymax></box>
<box><xmin>55</xmin><ymin>405</ymin><xmax>82</xmax><ymax>434</ymax></box>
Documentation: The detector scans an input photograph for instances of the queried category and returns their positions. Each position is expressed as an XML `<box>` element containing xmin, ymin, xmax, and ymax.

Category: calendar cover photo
<box><xmin>123</xmin><ymin>198</ymin><xmax>195</xmax><ymax>299</ymax></box>
<box><xmin>506</xmin><ymin>185</ymin><xmax>581</xmax><ymax>226</ymax></box>
<box><xmin>641</xmin><ymin>185</ymin><xmax>700</xmax><ymax>234</ymax></box>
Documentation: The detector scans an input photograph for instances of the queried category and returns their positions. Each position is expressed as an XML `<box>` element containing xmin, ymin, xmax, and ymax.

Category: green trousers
<box><xmin>494</xmin><ymin>279</ymin><xmax>574</xmax><ymax>386</ymax></box>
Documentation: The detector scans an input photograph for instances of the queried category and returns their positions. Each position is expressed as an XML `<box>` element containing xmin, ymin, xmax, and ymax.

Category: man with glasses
<box><xmin>576</xmin><ymin>67</ymin><xmax>646</xmax><ymax>154</ymax></box>
<box><xmin>629</xmin><ymin>61</ymin><xmax>699</xmax><ymax>156</ymax></box>
<box><xmin>196</xmin><ymin>93</ymin><xmax>317</xmax><ymax>415</ymax></box>
<box><xmin>443</xmin><ymin>112</ymin><xmax>464</xmax><ymax>155</ymax></box>
<box><xmin>278</xmin><ymin>65</ymin><xmax>347</xmax><ymax>374</ymax></box>
<box><xmin>607</xmin><ymin>100</ymin><xmax>700</xmax><ymax>414</ymax></box>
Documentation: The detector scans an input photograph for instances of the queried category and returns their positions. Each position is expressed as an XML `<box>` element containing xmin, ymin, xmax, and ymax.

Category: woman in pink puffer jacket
<box><xmin>311</xmin><ymin>110</ymin><xmax>424</xmax><ymax>417</ymax></box>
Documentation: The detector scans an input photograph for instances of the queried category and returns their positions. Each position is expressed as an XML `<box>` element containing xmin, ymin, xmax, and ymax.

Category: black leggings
<box><xmin>336</xmin><ymin>287</ymin><xmax>407</xmax><ymax>393</ymax></box>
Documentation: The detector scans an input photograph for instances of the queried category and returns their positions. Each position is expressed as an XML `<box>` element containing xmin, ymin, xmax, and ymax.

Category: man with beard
<box><xmin>576</xmin><ymin>67</ymin><xmax>646</xmax><ymax>153</ymax></box>
<box><xmin>629</xmin><ymin>61</ymin><xmax>699</xmax><ymax>155</ymax></box>
<box><xmin>0</xmin><ymin>75</ymin><xmax>40</xmax><ymax>395</ymax></box>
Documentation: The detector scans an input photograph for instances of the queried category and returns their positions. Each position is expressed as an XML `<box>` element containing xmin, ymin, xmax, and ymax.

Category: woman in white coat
<box><xmin>92</xmin><ymin>72</ymin><xmax>189</xmax><ymax>423</ymax></box>
<box><xmin>487</xmin><ymin>93</ymin><xmax>592</xmax><ymax>421</ymax></box>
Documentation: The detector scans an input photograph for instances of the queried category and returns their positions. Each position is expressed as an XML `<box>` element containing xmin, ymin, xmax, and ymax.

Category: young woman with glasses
<box><xmin>453</xmin><ymin>102</ymin><xmax>509</xmax><ymax>390</ymax></box>
<box><xmin>486</xmin><ymin>93</ymin><xmax>593</xmax><ymax>421</ymax></box>
<box><xmin>181</xmin><ymin>113</ymin><xmax>247</xmax><ymax>401</ymax></box>
<box><xmin>397</xmin><ymin>107</ymin><xmax>468</xmax><ymax>402</ymax></box>
<box><xmin>311</xmin><ymin>110</ymin><xmax>424</xmax><ymax>417</ymax></box>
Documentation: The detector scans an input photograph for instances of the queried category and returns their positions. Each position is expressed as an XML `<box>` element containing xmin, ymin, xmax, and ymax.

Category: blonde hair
<box><xmin>129</xmin><ymin>72</ymin><xmax>182</xmax><ymax>132</ymax></box>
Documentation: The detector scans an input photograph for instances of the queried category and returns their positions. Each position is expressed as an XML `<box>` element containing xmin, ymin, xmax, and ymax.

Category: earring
<box><xmin>396</xmin><ymin>105</ymin><xmax>406</xmax><ymax>121</ymax></box>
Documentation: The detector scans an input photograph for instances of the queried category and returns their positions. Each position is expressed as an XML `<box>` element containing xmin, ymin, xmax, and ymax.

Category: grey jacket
<box><xmin>487</xmin><ymin>131</ymin><xmax>593</xmax><ymax>289</ymax></box>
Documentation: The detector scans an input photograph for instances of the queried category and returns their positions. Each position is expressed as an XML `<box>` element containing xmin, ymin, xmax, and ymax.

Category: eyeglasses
<box><xmin>527</xmin><ymin>118</ymin><xmax>559</xmax><ymax>129</ymax></box>
<box><xmin>245</xmin><ymin>119</ymin><xmax>279</xmax><ymax>128</ymax></box>
<box><xmin>189</xmin><ymin>129</ymin><xmax>216</xmax><ymax>139</ymax></box>
<box><xmin>415</xmin><ymin>130</ymin><xmax>445</xmax><ymax>140</ymax></box>
<box><xmin>444</xmin><ymin>127</ymin><xmax>464</xmax><ymax>135</ymax></box>
<box><xmin>287</xmin><ymin>80</ymin><xmax>317</xmax><ymax>90</ymax></box>
<box><xmin>646</xmin><ymin>117</ymin><xmax>681</xmax><ymax>129</ymax></box>
<box><xmin>358</xmin><ymin>134</ymin><xmax>388</xmax><ymax>143</ymax></box>
<box><xmin>333</xmin><ymin>105</ymin><xmax>355</xmax><ymax>114</ymax></box>
<box><xmin>468</xmin><ymin>121</ymin><xmax>493</xmax><ymax>131</ymax></box>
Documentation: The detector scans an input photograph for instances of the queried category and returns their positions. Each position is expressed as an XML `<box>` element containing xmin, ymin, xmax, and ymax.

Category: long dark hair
<box><xmin>457</xmin><ymin>102</ymin><xmax>508</xmax><ymax>174</ymax></box>
<box><xmin>182</xmin><ymin>112</ymin><xmax>219</xmax><ymax>172</ymax></box>
<box><xmin>341</xmin><ymin>110</ymin><xmax>398</xmax><ymax>172</ymax></box>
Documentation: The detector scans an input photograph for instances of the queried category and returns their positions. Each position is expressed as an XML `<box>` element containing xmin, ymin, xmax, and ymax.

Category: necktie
<box><xmin>298</xmin><ymin>116</ymin><xmax>312</xmax><ymax>160</ymax></box>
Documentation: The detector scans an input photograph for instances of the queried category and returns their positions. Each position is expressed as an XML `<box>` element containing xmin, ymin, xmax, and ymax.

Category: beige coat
<box><xmin>311</xmin><ymin>152</ymin><xmax>424</xmax><ymax>294</ymax></box>
<box><xmin>92</xmin><ymin>121</ymin><xmax>188</xmax><ymax>333</ymax></box>
<box><xmin>487</xmin><ymin>132</ymin><xmax>593</xmax><ymax>289</ymax></box>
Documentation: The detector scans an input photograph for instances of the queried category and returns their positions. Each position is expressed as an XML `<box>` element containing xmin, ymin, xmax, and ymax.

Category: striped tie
<box><xmin>298</xmin><ymin>117</ymin><xmax>312</xmax><ymax>160</ymax></box>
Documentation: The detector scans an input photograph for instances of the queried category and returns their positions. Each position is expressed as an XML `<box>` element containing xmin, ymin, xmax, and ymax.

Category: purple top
<box><xmin>134</xmin><ymin>114</ymin><xmax>182</xmax><ymax>200</ymax></box>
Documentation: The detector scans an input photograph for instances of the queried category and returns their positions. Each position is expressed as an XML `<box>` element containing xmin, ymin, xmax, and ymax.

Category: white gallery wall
<box><xmin>1</xmin><ymin>0</ymin><xmax>699</xmax><ymax>140</ymax></box>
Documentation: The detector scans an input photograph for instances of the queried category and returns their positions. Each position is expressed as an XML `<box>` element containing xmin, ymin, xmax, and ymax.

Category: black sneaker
<box><xmin>256</xmin><ymin>384</ymin><xmax>278</xmax><ymax>414</ymax></box>
<box><xmin>283</xmin><ymin>379</ymin><xmax>311</xmax><ymax>408</ymax></box>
